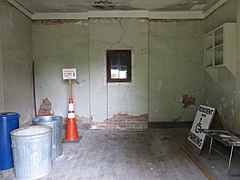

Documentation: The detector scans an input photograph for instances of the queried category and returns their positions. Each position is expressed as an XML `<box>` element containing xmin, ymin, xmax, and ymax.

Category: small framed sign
<box><xmin>188</xmin><ymin>105</ymin><xmax>215</xmax><ymax>151</ymax></box>
<box><xmin>62</xmin><ymin>68</ymin><xmax>77</xmax><ymax>80</ymax></box>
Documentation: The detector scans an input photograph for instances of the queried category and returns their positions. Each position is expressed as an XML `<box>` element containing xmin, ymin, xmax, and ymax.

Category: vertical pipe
<box><xmin>69</xmin><ymin>79</ymin><xmax>72</xmax><ymax>99</ymax></box>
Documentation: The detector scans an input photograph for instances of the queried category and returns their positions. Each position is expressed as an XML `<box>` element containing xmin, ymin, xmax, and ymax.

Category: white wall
<box><xmin>32</xmin><ymin>21</ymin><xmax>90</xmax><ymax>119</ymax></box>
<box><xmin>33</xmin><ymin>18</ymin><xmax>205</xmax><ymax>123</ymax></box>
<box><xmin>149</xmin><ymin>20</ymin><xmax>204</xmax><ymax>122</ymax></box>
<box><xmin>0</xmin><ymin>18</ymin><xmax>4</xmax><ymax>112</ymax></box>
<box><xmin>0</xmin><ymin>2</ymin><xmax>34</xmax><ymax>125</ymax></box>
<box><xmin>89</xmin><ymin>18</ymin><xmax>148</xmax><ymax>122</ymax></box>
<box><xmin>204</xmin><ymin>0</ymin><xmax>237</xmax><ymax>130</ymax></box>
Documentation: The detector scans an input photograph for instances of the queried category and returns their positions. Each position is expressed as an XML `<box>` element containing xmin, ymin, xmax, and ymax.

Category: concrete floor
<box><xmin>1</xmin><ymin>128</ymin><xmax>240</xmax><ymax>180</ymax></box>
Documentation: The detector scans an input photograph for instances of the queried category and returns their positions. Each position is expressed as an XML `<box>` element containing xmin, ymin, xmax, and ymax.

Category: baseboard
<box><xmin>148</xmin><ymin>121</ymin><xmax>192</xmax><ymax>128</ymax></box>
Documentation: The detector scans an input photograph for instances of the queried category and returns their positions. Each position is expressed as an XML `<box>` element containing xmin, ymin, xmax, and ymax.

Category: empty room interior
<box><xmin>1</xmin><ymin>0</ymin><xmax>240</xmax><ymax>179</ymax></box>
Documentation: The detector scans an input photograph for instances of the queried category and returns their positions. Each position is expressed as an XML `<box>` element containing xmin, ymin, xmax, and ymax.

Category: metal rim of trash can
<box><xmin>11</xmin><ymin>126</ymin><xmax>52</xmax><ymax>137</ymax></box>
<box><xmin>32</xmin><ymin>116</ymin><xmax>63</xmax><ymax>159</ymax></box>
<box><xmin>33</xmin><ymin>116</ymin><xmax>62</xmax><ymax>124</ymax></box>
<box><xmin>33</xmin><ymin>115</ymin><xmax>62</xmax><ymax>120</ymax></box>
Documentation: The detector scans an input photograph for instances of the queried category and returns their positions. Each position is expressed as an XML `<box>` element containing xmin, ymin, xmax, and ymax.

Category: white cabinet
<box><xmin>204</xmin><ymin>23</ymin><xmax>236</xmax><ymax>81</ymax></box>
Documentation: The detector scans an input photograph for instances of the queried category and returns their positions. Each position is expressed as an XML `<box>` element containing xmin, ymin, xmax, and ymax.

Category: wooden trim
<box><xmin>148</xmin><ymin>121</ymin><xmax>192</xmax><ymax>128</ymax></box>
<box><xmin>106</xmin><ymin>50</ymin><xmax>132</xmax><ymax>83</ymax></box>
<box><xmin>179</xmin><ymin>143</ymin><xmax>214</xmax><ymax>180</ymax></box>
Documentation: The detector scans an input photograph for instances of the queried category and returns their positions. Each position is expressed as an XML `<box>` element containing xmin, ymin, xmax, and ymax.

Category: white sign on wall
<box><xmin>62</xmin><ymin>68</ymin><xmax>77</xmax><ymax>80</ymax></box>
<box><xmin>188</xmin><ymin>105</ymin><xmax>215</xmax><ymax>150</ymax></box>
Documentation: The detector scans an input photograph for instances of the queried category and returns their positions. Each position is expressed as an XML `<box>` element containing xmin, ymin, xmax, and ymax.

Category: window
<box><xmin>107</xmin><ymin>50</ymin><xmax>131</xmax><ymax>83</ymax></box>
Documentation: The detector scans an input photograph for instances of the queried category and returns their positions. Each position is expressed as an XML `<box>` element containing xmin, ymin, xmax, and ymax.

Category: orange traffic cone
<box><xmin>63</xmin><ymin>98</ymin><xmax>81</xmax><ymax>143</ymax></box>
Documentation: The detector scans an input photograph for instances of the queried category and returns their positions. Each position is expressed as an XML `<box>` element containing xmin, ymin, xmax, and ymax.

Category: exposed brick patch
<box><xmin>37</xmin><ymin>97</ymin><xmax>53</xmax><ymax>116</ymax></box>
<box><xmin>63</xmin><ymin>115</ymin><xmax>92</xmax><ymax>130</ymax></box>
<box><xmin>181</xmin><ymin>94</ymin><xmax>196</xmax><ymax>108</ymax></box>
<box><xmin>105</xmin><ymin>113</ymin><xmax>148</xmax><ymax>130</ymax></box>
<box><xmin>63</xmin><ymin>113</ymin><xmax>148</xmax><ymax>130</ymax></box>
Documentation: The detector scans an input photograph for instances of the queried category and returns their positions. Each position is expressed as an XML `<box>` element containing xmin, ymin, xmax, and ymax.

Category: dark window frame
<box><xmin>106</xmin><ymin>50</ymin><xmax>132</xmax><ymax>83</ymax></box>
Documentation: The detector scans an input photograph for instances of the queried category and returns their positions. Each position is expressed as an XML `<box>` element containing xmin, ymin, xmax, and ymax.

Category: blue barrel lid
<box><xmin>0</xmin><ymin>112</ymin><xmax>20</xmax><ymax>119</ymax></box>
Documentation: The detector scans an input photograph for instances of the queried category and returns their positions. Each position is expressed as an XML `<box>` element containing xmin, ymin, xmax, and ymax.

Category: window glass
<box><xmin>107</xmin><ymin>50</ymin><xmax>131</xmax><ymax>82</ymax></box>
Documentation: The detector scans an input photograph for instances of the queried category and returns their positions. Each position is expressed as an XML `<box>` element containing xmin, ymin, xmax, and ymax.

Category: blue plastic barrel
<box><xmin>0</xmin><ymin>112</ymin><xmax>19</xmax><ymax>170</ymax></box>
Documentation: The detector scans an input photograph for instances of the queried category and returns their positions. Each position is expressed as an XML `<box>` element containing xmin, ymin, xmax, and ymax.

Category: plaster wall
<box><xmin>33</xmin><ymin>18</ymin><xmax>149</xmax><ymax>123</ymax></box>
<box><xmin>89</xmin><ymin>18</ymin><xmax>148</xmax><ymax>122</ymax></box>
<box><xmin>148</xmin><ymin>20</ymin><xmax>204</xmax><ymax>122</ymax></box>
<box><xmin>33</xmin><ymin>18</ymin><xmax>205</xmax><ymax>124</ymax></box>
<box><xmin>0</xmin><ymin>2</ymin><xmax>34</xmax><ymax>125</ymax></box>
<box><xmin>204</xmin><ymin>0</ymin><xmax>237</xmax><ymax>130</ymax></box>
<box><xmin>32</xmin><ymin>21</ymin><xmax>90</xmax><ymax>119</ymax></box>
<box><xmin>204</xmin><ymin>0</ymin><xmax>237</xmax><ymax>33</ymax></box>
<box><xmin>1</xmin><ymin>1</ymin><xmax>239</xmax><ymax>128</ymax></box>
<box><xmin>235</xmin><ymin>1</ymin><xmax>240</xmax><ymax>133</ymax></box>
<box><xmin>0</xmin><ymin>11</ymin><xmax>3</xmax><ymax>112</ymax></box>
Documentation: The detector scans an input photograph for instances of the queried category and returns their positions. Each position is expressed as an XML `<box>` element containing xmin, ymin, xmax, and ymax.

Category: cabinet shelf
<box><xmin>215</xmin><ymin>40</ymin><xmax>223</xmax><ymax>46</ymax></box>
<box><xmin>205</xmin><ymin>46</ymin><xmax>213</xmax><ymax>51</ymax></box>
<box><xmin>214</xmin><ymin>44</ymin><xmax>223</xmax><ymax>49</ymax></box>
<box><xmin>204</xmin><ymin>23</ymin><xmax>236</xmax><ymax>82</ymax></box>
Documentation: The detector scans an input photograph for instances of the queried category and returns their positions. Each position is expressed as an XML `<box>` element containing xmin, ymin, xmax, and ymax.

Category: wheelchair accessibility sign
<box><xmin>188</xmin><ymin>105</ymin><xmax>215</xmax><ymax>150</ymax></box>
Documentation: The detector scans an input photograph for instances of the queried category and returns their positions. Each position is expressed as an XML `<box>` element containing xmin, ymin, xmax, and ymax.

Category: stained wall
<box><xmin>32</xmin><ymin>18</ymin><xmax>205</xmax><ymax>126</ymax></box>
<box><xmin>3</xmin><ymin>0</ymin><xmax>238</xmax><ymax>128</ymax></box>
<box><xmin>32</xmin><ymin>20</ymin><xmax>90</xmax><ymax>119</ymax></box>
<box><xmin>89</xmin><ymin>18</ymin><xmax>148</xmax><ymax>124</ymax></box>
<box><xmin>0</xmin><ymin>2</ymin><xmax>34</xmax><ymax>125</ymax></box>
<box><xmin>203</xmin><ymin>0</ymin><xmax>237</xmax><ymax>130</ymax></box>
<box><xmin>148</xmin><ymin>20</ymin><xmax>204</xmax><ymax>122</ymax></box>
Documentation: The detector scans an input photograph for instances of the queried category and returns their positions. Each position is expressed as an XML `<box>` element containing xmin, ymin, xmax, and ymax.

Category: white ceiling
<box><xmin>7</xmin><ymin>0</ymin><xmax>227</xmax><ymax>19</ymax></box>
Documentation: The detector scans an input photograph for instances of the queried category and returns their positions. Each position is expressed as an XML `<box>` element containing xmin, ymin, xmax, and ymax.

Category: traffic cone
<box><xmin>63</xmin><ymin>98</ymin><xmax>81</xmax><ymax>143</ymax></box>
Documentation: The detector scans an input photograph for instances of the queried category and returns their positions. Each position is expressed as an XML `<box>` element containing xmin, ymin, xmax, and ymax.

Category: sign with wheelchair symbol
<box><xmin>188</xmin><ymin>105</ymin><xmax>215</xmax><ymax>150</ymax></box>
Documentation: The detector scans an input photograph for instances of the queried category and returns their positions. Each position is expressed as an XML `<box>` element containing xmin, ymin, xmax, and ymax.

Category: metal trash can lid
<box><xmin>0</xmin><ymin>112</ymin><xmax>20</xmax><ymax>120</ymax></box>
<box><xmin>11</xmin><ymin>126</ymin><xmax>52</xmax><ymax>137</ymax></box>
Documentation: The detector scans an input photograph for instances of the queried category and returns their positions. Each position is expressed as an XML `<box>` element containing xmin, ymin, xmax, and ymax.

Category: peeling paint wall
<box><xmin>205</xmin><ymin>69</ymin><xmax>236</xmax><ymax>129</ymax></box>
<box><xmin>0</xmin><ymin>2</ymin><xmax>34</xmax><ymax>125</ymax></box>
<box><xmin>181</xmin><ymin>94</ymin><xmax>196</xmax><ymax>109</ymax></box>
<box><xmin>33</xmin><ymin>18</ymin><xmax>206</xmax><ymax>126</ymax></box>
<box><xmin>0</xmin><ymin>12</ymin><xmax>3</xmax><ymax>112</ymax></box>
<box><xmin>204</xmin><ymin>0</ymin><xmax>237</xmax><ymax>33</ymax></box>
<box><xmin>89</xmin><ymin>18</ymin><xmax>148</xmax><ymax>123</ymax></box>
<box><xmin>148</xmin><ymin>20</ymin><xmax>204</xmax><ymax>122</ymax></box>
<box><xmin>235</xmin><ymin>0</ymin><xmax>240</xmax><ymax>133</ymax></box>
<box><xmin>204</xmin><ymin>0</ymin><xmax>237</xmax><ymax>130</ymax></box>
<box><xmin>32</xmin><ymin>21</ymin><xmax>90</xmax><ymax>119</ymax></box>
<box><xmin>2</xmin><ymin>1</ymin><xmax>240</xmax><ymax>129</ymax></box>
<box><xmin>33</xmin><ymin>18</ymin><xmax>148</xmax><ymax>127</ymax></box>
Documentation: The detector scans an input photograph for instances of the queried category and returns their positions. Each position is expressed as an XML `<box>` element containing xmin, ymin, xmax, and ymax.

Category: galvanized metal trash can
<box><xmin>11</xmin><ymin>126</ymin><xmax>52</xmax><ymax>180</ymax></box>
<box><xmin>0</xmin><ymin>112</ymin><xmax>19</xmax><ymax>170</ymax></box>
<box><xmin>33</xmin><ymin>116</ymin><xmax>63</xmax><ymax>159</ymax></box>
